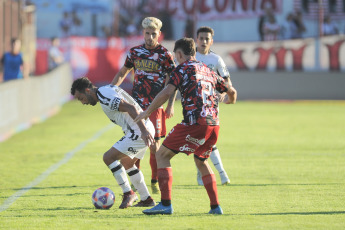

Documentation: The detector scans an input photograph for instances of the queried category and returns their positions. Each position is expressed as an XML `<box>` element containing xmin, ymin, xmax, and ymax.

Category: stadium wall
<box><xmin>0</xmin><ymin>63</ymin><xmax>73</xmax><ymax>142</ymax></box>
<box><xmin>231</xmin><ymin>71</ymin><xmax>345</xmax><ymax>100</ymax></box>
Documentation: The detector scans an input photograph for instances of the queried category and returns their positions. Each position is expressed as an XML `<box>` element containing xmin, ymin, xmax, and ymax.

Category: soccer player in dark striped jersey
<box><xmin>134</xmin><ymin>38</ymin><xmax>237</xmax><ymax>215</ymax></box>
<box><xmin>111</xmin><ymin>17</ymin><xmax>176</xmax><ymax>195</ymax></box>
<box><xmin>195</xmin><ymin>26</ymin><xmax>237</xmax><ymax>186</ymax></box>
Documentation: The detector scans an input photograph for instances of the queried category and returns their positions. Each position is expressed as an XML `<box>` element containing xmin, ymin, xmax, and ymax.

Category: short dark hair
<box><xmin>173</xmin><ymin>38</ymin><xmax>196</xmax><ymax>56</ymax></box>
<box><xmin>71</xmin><ymin>77</ymin><xmax>93</xmax><ymax>95</ymax></box>
<box><xmin>196</xmin><ymin>26</ymin><xmax>214</xmax><ymax>37</ymax></box>
<box><xmin>11</xmin><ymin>38</ymin><xmax>20</xmax><ymax>44</ymax></box>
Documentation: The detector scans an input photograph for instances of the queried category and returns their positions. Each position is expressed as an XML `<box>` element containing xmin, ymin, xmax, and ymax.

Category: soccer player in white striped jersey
<box><xmin>195</xmin><ymin>26</ymin><xmax>237</xmax><ymax>186</ymax></box>
<box><xmin>71</xmin><ymin>77</ymin><xmax>156</xmax><ymax>208</ymax></box>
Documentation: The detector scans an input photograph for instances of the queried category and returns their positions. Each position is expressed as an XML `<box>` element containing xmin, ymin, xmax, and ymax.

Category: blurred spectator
<box><xmin>0</xmin><ymin>38</ymin><xmax>28</xmax><ymax>82</ymax></box>
<box><xmin>292</xmin><ymin>10</ymin><xmax>306</xmax><ymax>39</ymax></box>
<box><xmin>258</xmin><ymin>3</ymin><xmax>274</xmax><ymax>41</ymax></box>
<box><xmin>48</xmin><ymin>37</ymin><xmax>64</xmax><ymax>71</ymax></box>
<box><xmin>263</xmin><ymin>15</ymin><xmax>280</xmax><ymax>41</ymax></box>
<box><xmin>100</xmin><ymin>26</ymin><xmax>112</xmax><ymax>38</ymax></box>
<box><xmin>322</xmin><ymin>15</ymin><xmax>339</xmax><ymax>36</ymax></box>
<box><xmin>71</xmin><ymin>11</ymin><xmax>82</xmax><ymax>36</ymax></box>
<box><xmin>60</xmin><ymin>12</ymin><xmax>72</xmax><ymax>37</ymax></box>
<box><xmin>126</xmin><ymin>20</ymin><xmax>138</xmax><ymax>37</ymax></box>
<box><xmin>184</xmin><ymin>16</ymin><xmax>195</xmax><ymax>38</ymax></box>
<box><xmin>281</xmin><ymin>13</ymin><xmax>299</xmax><ymax>40</ymax></box>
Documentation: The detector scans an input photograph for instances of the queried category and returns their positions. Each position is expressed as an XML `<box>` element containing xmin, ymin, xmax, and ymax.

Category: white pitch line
<box><xmin>0</xmin><ymin>124</ymin><xmax>113</xmax><ymax>213</ymax></box>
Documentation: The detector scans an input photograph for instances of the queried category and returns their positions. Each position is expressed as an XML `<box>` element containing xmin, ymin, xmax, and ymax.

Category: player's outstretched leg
<box><xmin>195</xmin><ymin>156</ymin><xmax>223</xmax><ymax>215</ymax></box>
<box><xmin>209</xmin><ymin>146</ymin><xmax>230</xmax><ymax>185</ymax></box>
<box><xmin>143</xmin><ymin>168</ymin><xmax>173</xmax><ymax>215</ymax></box>
<box><xmin>107</xmin><ymin>160</ymin><xmax>138</xmax><ymax>209</ymax></box>
<box><xmin>196</xmin><ymin>168</ymin><xmax>204</xmax><ymax>186</ymax></box>
<box><xmin>124</xmin><ymin>164</ymin><xmax>155</xmax><ymax>207</ymax></box>
<box><xmin>149</xmin><ymin>141</ymin><xmax>160</xmax><ymax>194</ymax></box>
<box><xmin>143</xmin><ymin>146</ymin><xmax>175</xmax><ymax>215</ymax></box>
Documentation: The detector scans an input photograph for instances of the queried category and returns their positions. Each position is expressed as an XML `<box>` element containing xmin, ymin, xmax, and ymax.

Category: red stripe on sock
<box><xmin>150</xmin><ymin>153</ymin><xmax>158</xmax><ymax>180</ymax></box>
<box><xmin>202</xmin><ymin>174</ymin><xmax>219</xmax><ymax>206</ymax></box>
<box><xmin>158</xmin><ymin>168</ymin><xmax>172</xmax><ymax>200</ymax></box>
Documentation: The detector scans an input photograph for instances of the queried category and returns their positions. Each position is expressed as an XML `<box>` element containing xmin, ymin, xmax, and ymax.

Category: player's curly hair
<box><xmin>71</xmin><ymin>77</ymin><xmax>93</xmax><ymax>95</ymax></box>
<box><xmin>196</xmin><ymin>26</ymin><xmax>214</xmax><ymax>37</ymax></box>
<box><xmin>173</xmin><ymin>38</ymin><xmax>196</xmax><ymax>56</ymax></box>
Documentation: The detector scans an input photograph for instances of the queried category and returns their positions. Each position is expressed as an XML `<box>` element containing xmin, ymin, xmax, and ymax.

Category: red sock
<box><xmin>150</xmin><ymin>153</ymin><xmax>158</xmax><ymax>181</ymax></box>
<box><xmin>158</xmin><ymin>168</ymin><xmax>173</xmax><ymax>200</ymax></box>
<box><xmin>202</xmin><ymin>174</ymin><xmax>219</xmax><ymax>206</ymax></box>
<box><xmin>135</xmin><ymin>159</ymin><xmax>140</xmax><ymax>169</ymax></box>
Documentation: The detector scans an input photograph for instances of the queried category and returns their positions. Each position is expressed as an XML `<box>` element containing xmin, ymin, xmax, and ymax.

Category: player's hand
<box><xmin>225</xmin><ymin>86</ymin><xmax>237</xmax><ymax>104</ymax></box>
<box><xmin>218</xmin><ymin>92</ymin><xmax>226</xmax><ymax>102</ymax></box>
<box><xmin>141</xmin><ymin>129</ymin><xmax>154</xmax><ymax>147</ymax></box>
<box><xmin>165</xmin><ymin>105</ymin><xmax>174</xmax><ymax>119</ymax></box>
<box><xmin>134</xmin><ymin>111</ymin><xmax>149</xmax><ymax>123</ymax></box>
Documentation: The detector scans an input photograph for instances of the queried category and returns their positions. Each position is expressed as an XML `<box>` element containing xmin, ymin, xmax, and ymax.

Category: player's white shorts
<box><xmin>113</xmin><ymin>125</ymin><xmax>154</xmax><ymax>159</ymax></box>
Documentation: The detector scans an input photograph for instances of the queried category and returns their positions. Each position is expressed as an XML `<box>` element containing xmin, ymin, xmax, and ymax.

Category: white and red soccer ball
<box><xmin>92</xmin><ymin>187</ymin><xmax>115</xmax><ymax>209</ymax></box>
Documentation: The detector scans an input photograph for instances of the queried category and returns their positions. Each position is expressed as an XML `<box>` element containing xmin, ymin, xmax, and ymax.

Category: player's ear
<box><xmin>85</xmin><ymin>88</ymin><xmax>90</xmax><ymax>94</ymax></box>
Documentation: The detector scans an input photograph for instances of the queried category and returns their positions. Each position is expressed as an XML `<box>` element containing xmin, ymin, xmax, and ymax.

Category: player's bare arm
<box><xmin>134</xmin><ymin>84</ymin><xmax>176</xmax><ymax>123</ymax></box>
<box><xmin>111</xmin><ymin>66</ymin><xmax>132</xmax><ymax>86</ymax></box>
<box><xmin>164</xmin><ymin>73</ymin><xmax>177</xmax><ymax>119</ymax></box>
<box><xmin>118</xmin><ymin>99</ymin><xmax>154</xmax><ymax>146</ymax></box>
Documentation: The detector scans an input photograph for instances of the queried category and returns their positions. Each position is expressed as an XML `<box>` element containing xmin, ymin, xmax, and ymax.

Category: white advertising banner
<box><xmin>0</xmin><ymin>63</ymin><xmax>73</xmax><ymax>142</ymax></box>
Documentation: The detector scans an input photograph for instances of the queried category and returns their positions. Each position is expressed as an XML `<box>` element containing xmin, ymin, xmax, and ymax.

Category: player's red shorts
<box><xmin>162</xmin><ymin>123</ymin><xmax>219</xmax><ymax>161</ymax></box>
<box><xmin>149</xmin><ymin>106</ymin><xmax>166</xmax><ymax>140</ymax></box>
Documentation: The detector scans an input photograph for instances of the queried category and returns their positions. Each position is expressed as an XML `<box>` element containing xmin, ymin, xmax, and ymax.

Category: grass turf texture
<box><xmin>0</xmin><ymin>100</ymin><xmax>344</xmax><ymax>229</ymax></box>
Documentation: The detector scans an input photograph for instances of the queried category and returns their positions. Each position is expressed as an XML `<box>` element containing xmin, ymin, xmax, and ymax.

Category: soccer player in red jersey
<box><xmin>134</xmin><ymin>38</ymin><xmax>237</xmax><ymax>215</ymax></box>
<box><xmin>111</xmin><ymin>17</ymin><xmax>176</xmax><ymax>194</ymax></box>
<box><xmin>195</xmin><ymin>26</ymin><xmax>234</xmax><ymax>186</ymax></box>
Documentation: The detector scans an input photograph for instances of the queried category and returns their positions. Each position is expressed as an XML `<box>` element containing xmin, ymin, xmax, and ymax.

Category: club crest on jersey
<box><xmin>152</xmin><ymin>53</ymin><xmax>159</xmax><ymax>60</ymax></box>
<box><xmin>179</xmin><ymin>144</ymin><xmax>195</xmax><ymax>153</ymax></box>
<box><xmin>185</xmin><ymin>135</ymin><xmax>205</xmax><ymax>146</ymax></box>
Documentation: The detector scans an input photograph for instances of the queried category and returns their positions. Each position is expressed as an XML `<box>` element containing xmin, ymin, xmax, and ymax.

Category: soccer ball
<box><xmin>92</xmin><ymin>187</ymin><xmax>115</xmax><ymax>209</ymax></box>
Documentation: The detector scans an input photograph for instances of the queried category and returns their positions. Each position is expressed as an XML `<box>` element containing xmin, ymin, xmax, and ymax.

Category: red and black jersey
<box><xmin>168</xmin><ymin>60</ymin><xmax>228</xmax><ymax>126</ymax></box>
<box><xmin>124</xmin><ymin>44</ymin><xmax>175</xmax><ymax>110</ymax></box>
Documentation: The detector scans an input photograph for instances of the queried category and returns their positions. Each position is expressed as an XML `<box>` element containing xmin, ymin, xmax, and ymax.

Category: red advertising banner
<box><xmin>121</xmin><ymin>0</ymin><xmax>283</xmax><ymax>20</ymax></box>
<box><xmin>36</xmin><ymin>36</ymin><xmax>145</xmax><ymax>88</ymax></box>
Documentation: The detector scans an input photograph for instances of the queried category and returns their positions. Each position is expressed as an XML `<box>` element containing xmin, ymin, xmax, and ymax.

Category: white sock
<box><xmin>209</xmin><ymin>147</ymin><xmax>229</xmax><ymax>180</ymax></box>
<box><xmin>126</xmin><ymin>166</ymin><xmax>150</xmax><ymax>201</ymax></box>
<box><xmin>108</xmin><ymin>161</ymin><xmax>131</xmax><ymax>193</ymax></box>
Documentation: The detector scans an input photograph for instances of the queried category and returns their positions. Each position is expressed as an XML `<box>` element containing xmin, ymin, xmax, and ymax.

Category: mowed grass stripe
<box><xmin>0</xmin><ymin>124</ymin><xmax>113</xmax><ymax>212</ymax></box>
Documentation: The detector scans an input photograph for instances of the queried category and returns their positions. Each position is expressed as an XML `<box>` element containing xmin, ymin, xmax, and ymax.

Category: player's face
<box><xmin>143</xmin><ymin>28</ymin><xmax>161</xmax><ymax>49</ymax></box>
<box><xmin>75</xmin><ymin>90</ymin><xmax>97</xmax><ymax>106</ymax></box>
<box><xmin>196</xmin><ymin>32</ymin><xmax>213</xmax><ymax>54</ymax></box>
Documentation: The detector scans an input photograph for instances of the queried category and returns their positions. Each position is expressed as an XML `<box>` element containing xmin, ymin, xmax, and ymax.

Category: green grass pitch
<box><xmin>0</xmin><ymin>100</ymin><xmax>344</xmax><ymax>229</ymax></box>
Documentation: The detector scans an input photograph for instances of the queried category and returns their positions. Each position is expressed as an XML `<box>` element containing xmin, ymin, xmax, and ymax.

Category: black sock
<box><xmin>211</xmin><ymin>204</ymin><xmax>219</xmax><ymax>210</ymax></box>
<box><xmin>151</xmin><ymin>179</ymin><xmax>158</xmax><ymax>183</ymax></box>
<box><xmin>161</xmin><ymin>199</ymin><xmax>171</xmax><ymax>206</ymax></box>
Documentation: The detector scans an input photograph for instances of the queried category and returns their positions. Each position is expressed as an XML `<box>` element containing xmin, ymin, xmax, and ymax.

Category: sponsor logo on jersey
<box><xmin>134</xmin><ymin>59</ymin><xmax>160</xmax><ymax>72</ymax></box>
<box><xmin>185</xmin><ymin>134</ymin><xmax>205</xmax><ymax>146</ymax></box>
<box><xmin>179</xmin><ymin>144</ymin><xmax>195</xmax><ymax>153</ymax></box>
<box><xmin>110</xmin><ymin>97</ymin><xmax>121</xmax><ymax>110</ymax></box>
<box><xmin>202</xmin><ymin>149</ymin><xmax>212</xmax><ymax>157</ymax></box>
<box><xmin>128</xmin><ymin>147</ymin><xmax>138</xmax><ymax>154</ymax></box>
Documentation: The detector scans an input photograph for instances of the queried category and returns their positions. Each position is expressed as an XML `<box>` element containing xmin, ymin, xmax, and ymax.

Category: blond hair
<box><xmin>142</xmin><ymin>17</ymin><xmax>162</xmax><ymax>30</ymax></box>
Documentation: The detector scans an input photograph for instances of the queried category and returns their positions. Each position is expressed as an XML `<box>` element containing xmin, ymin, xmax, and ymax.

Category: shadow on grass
<box><xmin>1</xmin><ymin>185</ymin><xmax>105</xmax><ymax>191</ymax></box>
<box><xmin>251</xmin><ymin>211</ymin><xmax>345</xmax><ymax>216</ymax></box>
<box><xmin>173</xmin><ymin>183</ymin><xmax>343</xmax><ymax>189</ymax></box>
